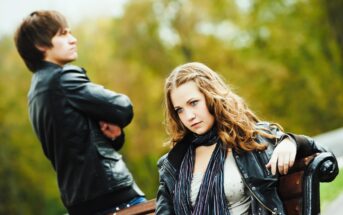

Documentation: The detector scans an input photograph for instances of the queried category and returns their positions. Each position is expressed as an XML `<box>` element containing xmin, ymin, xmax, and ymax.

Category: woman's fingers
<box><xmin>267</xmin><ymin>138</ymin><xmax>297</xmax><ymax>175</ymax></box>
<box><xmin>281</xmin><ymin>154</ymin><xmax>290</xmax><ymax>175</ymax></box>
<box><xmin>266</xmin><ymin>152</ymin><xmax>278</xmax><ymax>175</ymax></box>
<box><xmin>277</xmin><ymin>152</ymin><xmax>284</xmax><ymax>175</ymax></box>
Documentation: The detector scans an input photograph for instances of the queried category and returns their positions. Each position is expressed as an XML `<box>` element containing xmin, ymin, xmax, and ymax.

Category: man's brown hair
<box><xmin>14</xmin><ymin>10</ymin><xmax>68</xmax><ymax>72</ymax></box>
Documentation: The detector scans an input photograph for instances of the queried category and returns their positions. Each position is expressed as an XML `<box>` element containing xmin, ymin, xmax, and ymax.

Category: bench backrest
<box><xmin>278</xmin><ymin>154</ymin><xmax>315</xmax><ymax>215</ymax></box>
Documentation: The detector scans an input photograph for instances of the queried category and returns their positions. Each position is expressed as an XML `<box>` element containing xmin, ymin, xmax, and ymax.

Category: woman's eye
<box><xmin>175</xmin><ymin>108</ymin><xmax>183</xmax><ymax>114</ymax></box>
<box><xmin>190</xmin><ymin>100</ymin><xmax>198</xmax><ymax>106</ymax></box>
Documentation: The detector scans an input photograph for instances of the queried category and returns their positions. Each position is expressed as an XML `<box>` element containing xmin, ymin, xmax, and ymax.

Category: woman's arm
<box><xmin>156</xmin><ymin>179</ymin><xmax>175</xmax><ymax>215</ymax></box>
<box><xmin>286</xmin><ymin>133</ymin><xmax>326</xmax><ymax>158</ymax></box>
<box><xmin>265</xmin><ymin>122</ymin><xmax>326</xmax><ymax>175</ymax></box>
<box><xmin>266</xmin><ymin>137</ymin><xmax>297</xmax><ymax>175</ymax></box>
<box><xmin>156</xmin><ymin>156</ymin><xmax>175</xmax><ymax>215</ymax></box>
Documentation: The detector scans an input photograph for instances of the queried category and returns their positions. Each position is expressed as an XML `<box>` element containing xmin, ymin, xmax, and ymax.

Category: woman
<box><xmin>156</xmin><ymin>62</ymin><xmax>326</xmax><ymax>215</ymax></box>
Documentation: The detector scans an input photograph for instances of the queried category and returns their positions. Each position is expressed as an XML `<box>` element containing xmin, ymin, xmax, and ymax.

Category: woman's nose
<box><xmin>185</xmin><ymin>110</ymin><xmax>195</xmax><ymax>121</ymax></box>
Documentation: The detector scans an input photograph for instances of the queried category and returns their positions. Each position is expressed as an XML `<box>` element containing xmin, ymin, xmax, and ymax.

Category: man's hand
<box><xmin>99</xmin><ymin>121</ymin><xmax>122</xmax><ymax>141</ymax></box>
<box><xmin>266</xmin><ymin>138</ymin><xmax>297</xmax><ymax>175</ymax></box>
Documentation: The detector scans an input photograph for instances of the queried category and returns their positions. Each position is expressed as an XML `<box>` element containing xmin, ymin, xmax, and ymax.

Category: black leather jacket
<box><xmin>28</xmin><ymin>62</ymin><xmax>143</xmax><ymax>212</ymax></box>
<box><xmin>156</xmin><ymin>122</ymin><xmax>326</xmax><ymax>215</ymax></box>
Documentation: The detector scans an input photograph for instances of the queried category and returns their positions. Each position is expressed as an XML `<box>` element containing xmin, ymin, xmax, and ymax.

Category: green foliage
<box><xmin>0</xmin><ymin>38</ymin><xmax>65</xmax><ymax>214</ymax></box>
<box><xmin>1</xmin><ymin>0</ymin><xmax>342</xmax><ymax>213</ymax></box>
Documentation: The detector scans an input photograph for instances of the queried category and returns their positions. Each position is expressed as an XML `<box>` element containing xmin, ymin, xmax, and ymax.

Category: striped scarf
<box><xmin>173</xmin><ymin>130</ymin><xmax>230</xmax><ymax>215</ymax></box>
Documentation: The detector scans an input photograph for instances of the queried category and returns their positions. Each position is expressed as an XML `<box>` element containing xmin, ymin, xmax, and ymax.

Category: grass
<box><xmin>320</xmin><ymin>168</ymin><xmax>343</xmax><ymax>211</ymax></box>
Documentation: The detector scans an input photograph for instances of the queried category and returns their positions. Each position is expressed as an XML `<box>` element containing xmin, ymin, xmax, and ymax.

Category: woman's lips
<box><xmin>191</xmin><ymin>122</ymin><xmax>201</xmax><ymax>127</ymax></box>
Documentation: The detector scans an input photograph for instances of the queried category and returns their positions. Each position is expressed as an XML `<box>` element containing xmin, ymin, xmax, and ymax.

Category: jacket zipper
<box><xmin>233</xmin><ymin>153</ymin><xmax>276</xmax><ymax>214</ymax></box>
<box><xmin>241</xmin><ymin>176</ymin><xmax>276</xmax><ymax>214</ymax></box>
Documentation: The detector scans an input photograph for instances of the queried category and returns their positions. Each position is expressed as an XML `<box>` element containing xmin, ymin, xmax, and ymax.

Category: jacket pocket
<box><xmin>95</xmin><ymin>142</ymin><xmax>122</xmax><ymax>160</ymax></box>
<box><xmin>94</xmin><ymin>141</ymin><xmax>133</xmax><ymax>187</ymax></box>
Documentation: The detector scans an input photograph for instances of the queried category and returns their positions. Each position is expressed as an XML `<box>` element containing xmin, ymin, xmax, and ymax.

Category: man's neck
<box><xmin>43</xmin><ymin>60</ymin><xmax>64</xmax><ymax>67</ymax></box>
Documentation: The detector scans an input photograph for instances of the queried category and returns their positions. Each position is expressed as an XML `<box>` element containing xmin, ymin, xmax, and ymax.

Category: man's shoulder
<box><xmin>62</xmin><ymin>64</ymin><xmax>85</xmax><ymax>73</ymax></box>
<box><xmin>59</xmin><ymin>64</ymin><xmax>89</xmax><ymax>85</ymax></box>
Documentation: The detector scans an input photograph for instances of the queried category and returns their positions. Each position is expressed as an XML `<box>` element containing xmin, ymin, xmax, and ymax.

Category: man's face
<box><xmin>44</xmin><ymin>28</ymin><xmax>78</xmax><ymax>66</ymax></box>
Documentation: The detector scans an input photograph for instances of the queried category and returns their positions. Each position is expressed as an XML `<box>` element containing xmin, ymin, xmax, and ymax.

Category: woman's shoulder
<box><xmin>256</xmin><ymin>121</ymin><xmax>283</xmax><ymax>134</ymax></box>
<box><xmin>157</xmin><ymin>153</ymin><xmax>169</xmax><ymax>168</ymax></box>
<box><xmin>256</xmin><ymin>121</ymin><xmax>279</xmax><ymax>129</ymax></box>
<box><xmin>157</xmin><ymin>153</ymin><xmax>179</xmax><ymax>179</ymax></box>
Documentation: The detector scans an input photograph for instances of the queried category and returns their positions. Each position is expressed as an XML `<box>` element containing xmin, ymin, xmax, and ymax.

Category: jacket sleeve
<box><xmin>286</xmin><ymin>133</ymin><xmax>327</xmax><ymax>159</ymax></box>
<box><xmin>111</xmin><ymin>131</ymin><xmax>125</xmax><ymax>150</ymax></box>
<box><xmin>60</xmin><ymin>65</ymin><xmax>133</xmax><ymax>128</ymax></box>
<box><xmin>259</xmin><ymin>122</ymin><xmax>327</xmax><ymax>158</ymax></box>
<box><xmin>156</xmin><ymin>156</ymin><xmax>175</xmax><ymax>215</ymax></box>
<box><xmin>257</xmin><ymin>122</ymin><xmax>291</xmax><ymax>145</ymax></box>
<box><xmin>156</xmin><ymin>179</ymin><xmax>174</xmax><ymax>215</ymax></box>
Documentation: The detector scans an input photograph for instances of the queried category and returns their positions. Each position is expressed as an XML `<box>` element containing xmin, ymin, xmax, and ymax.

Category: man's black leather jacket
<box><xmin>156</xmin><ymin>122</ymin><xmax>327</xmax><ymax>215</ymax></box>
<box><xmin>28</xmin><ymin>62</ymin><xmax>143</xmax><ymax>211</ymax></box>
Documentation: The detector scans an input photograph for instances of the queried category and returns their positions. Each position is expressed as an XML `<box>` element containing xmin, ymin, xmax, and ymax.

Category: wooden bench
<box><xmin>278</xmin><ymin>152</ymin><xmax>338</xmax><ymax>215</ymax></box>
<box><xmin>117</xmin><ymin>152</ymin><xmax>338</xmax><ymax>215</ymax></box>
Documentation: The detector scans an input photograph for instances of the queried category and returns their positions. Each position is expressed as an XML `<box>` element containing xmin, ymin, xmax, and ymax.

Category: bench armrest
<box><xmin>303</xmin><ymin>152</ymin><xmax>339</xmax><ymax>214</ymax></box>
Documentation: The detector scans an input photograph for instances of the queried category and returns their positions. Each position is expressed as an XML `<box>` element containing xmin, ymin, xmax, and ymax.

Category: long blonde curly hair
<box><xmin>164</xmin><ymin>62</ymin><xmax>274</xmax><ymax>152</ymax></box>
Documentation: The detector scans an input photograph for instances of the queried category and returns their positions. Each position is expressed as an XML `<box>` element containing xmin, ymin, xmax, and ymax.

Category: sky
<box><xmin>0</xmin><ymin>0</ymin><xmax>128</xmax><ymax>37</ymax></box>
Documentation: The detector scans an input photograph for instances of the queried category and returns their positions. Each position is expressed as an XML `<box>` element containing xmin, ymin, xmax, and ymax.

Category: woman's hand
<box><xmin>99</xmin><ymin>121</ymin><xmax>122</xmax><ymax>141</ymax></box>
<box><xmin>266</xmin><ymin>138</ymin><xmax>297</xmax><ymax>175</ymax></box>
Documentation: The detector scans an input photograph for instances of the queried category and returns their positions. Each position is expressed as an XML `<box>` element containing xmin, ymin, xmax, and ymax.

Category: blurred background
<box><xmin>0</xmin><ymin>0</ymin><xmax>342</xmax><ymax>214</ymax></box>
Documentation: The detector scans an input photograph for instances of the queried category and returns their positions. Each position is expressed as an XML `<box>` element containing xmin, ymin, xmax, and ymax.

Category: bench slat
<box><xmin>116</xmin><ymin>199</ymin><xmax>156</xmax><ymax>215</ymax></box>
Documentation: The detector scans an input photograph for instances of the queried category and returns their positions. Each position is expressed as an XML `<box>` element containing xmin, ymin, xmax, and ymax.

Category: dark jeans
<box><xmin>97</xmin><ymin>196</ymin><xmax>147</xmax><ymax>215</ymax></box>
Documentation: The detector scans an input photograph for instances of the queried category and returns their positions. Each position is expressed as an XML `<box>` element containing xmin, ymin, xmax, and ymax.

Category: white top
<box><xmin>191</xmin><ymin>153</ymin><xmax>251</xmax><ymax>215</ymax></box>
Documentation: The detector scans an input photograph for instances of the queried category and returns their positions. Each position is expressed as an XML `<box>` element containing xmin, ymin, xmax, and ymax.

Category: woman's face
<box><xmin>170</xmin><ymin>81</ymin><xmax>215</xmax><ymax>135</ymax></box>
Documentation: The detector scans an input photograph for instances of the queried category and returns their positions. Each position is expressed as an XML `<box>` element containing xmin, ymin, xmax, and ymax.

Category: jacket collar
<box><xmin>167</xmin><ymin>134</ymin><xmax>194</xmax><ymax>171</ymax></box>
<box><xmin>35</xmin><ymin>61</ymin><xmax>62</xmax><ymax>72</ymax></box>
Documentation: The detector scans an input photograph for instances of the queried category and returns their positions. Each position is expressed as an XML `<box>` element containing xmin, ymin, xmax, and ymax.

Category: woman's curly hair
<box><xmin>164</xmin><ymin>62</ymin><xmax>277</xmax><ymax>151</ymax></box>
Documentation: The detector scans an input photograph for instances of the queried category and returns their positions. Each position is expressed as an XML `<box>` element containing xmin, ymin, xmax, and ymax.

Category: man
<box><xmin>14</xmin><ymin>10</ymin><xmax>145</xmax><ymax>215</ymax></box>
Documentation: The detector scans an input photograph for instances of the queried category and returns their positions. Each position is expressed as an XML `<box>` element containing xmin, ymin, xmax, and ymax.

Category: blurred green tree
<box><xmin>0</xmin><ymin>0</ymin><xmax>342</xmax><ymax>213</ymax></box>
